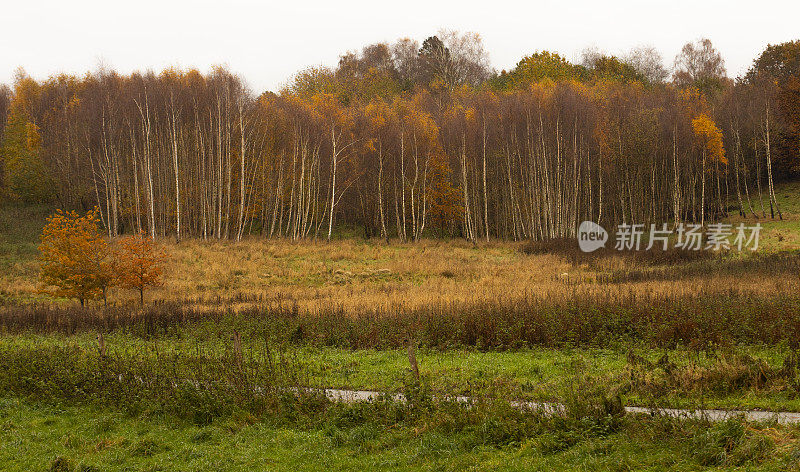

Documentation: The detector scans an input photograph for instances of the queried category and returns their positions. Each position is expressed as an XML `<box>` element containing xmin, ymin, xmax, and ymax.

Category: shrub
<box><xmin>38</xmin><ymin>208</ymin><xmax>114</xmax><ymax>306</ymax></box>
<box><xmin>116</xmin><ymin>233</ymin><xmax>166</xmax><ymax>305</ymax></box>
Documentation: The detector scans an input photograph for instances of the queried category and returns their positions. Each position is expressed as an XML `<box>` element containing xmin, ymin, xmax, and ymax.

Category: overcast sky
<box><xmin>2</xmin><ymin>0</ymin><xmax>798</xmax><ymax>93</ymax></box>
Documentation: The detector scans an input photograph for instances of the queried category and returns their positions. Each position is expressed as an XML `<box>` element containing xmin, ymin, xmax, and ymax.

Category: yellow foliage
<box><xmin>116</xmin><ymin>232</ymin><xmax>167</xmax><ymax>305</ymax></box>
<box><xmin>691</xmin><ymin>114</ymin><xmax>727</xmax><ymax>165</ymax></box>
<box><xmin>38</xmin><ymin>208</ymin><xmax>114</xmax><ymax>305</ymax></box>
<box><xmin>25</xmin><ymin>122</ymin><xmax>40</xmax><ymax>150</ymax></box>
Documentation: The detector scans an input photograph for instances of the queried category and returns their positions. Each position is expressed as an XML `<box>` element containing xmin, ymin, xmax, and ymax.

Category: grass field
<box><xmin>2</xmin><ymin>184</ymin><xmax>799</xmax><ymax>309</ymax></box>
<box><xmin>5</xmin><ymin>397</ymin><xmax>800</xmax><ymax>472</ymax></box>
<box><xmin>5</xmin><ymin>331</ymin><xmax>800</xmax><ymax>412</ymax></box>
<box><xmin>1</xmin><ymin>182</ymin><xmax>799</xmax><ymax>470</ymax></box>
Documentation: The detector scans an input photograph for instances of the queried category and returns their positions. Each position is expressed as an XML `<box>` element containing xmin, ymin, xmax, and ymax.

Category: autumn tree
<box><xmin>590</xmin><ymin>55</ymin><xmax>646</xmax><ymax>84</ymax></box>
<box><xmin>363</xmin><ymin>99</ymin><xmax>396</xmax><ymax>241</ymax></box>
<box><xmin>311</xmin><ymin>93</ymin><xmax>359</xmax><ymax>241</ymax></box>
<box><xmin>336</xmin><ymin>43</ymin><xmax>401</xmax><ymax>103</ymax></box>
<box><xmin>391</xmin><ymin>38</ymin><xmax>421</xmax><ymax>90</ymax></box>
<box><xmin>746</xmin><ymin>40</ymin><xmax>800</xmax><ymax>84</ymax></box>
<box><xmin>746</xmin><ymin>40</ymin><xmax>800</xmax><ymax>179</ymax></box>
<box><xmin>426</xmin><ymin>148</ymin><xmax>463</xmax><ymax>235</ymax></box>
<box><xmin>692</xmin><ymin>113</ymin><xmax>726</xmax><ymax>225</ymax></box>
<box><xmin>436</xmin><ymin>30</ymin><xmax>491</xmax><ymax>87</ymax></box>
<box><xmin>780</xmin><ymin>76</ymin><xmax>800</xmax><ymax>175</ymax></box>
<box><xmin>674</xmin><ymin>38</ymin><xmax>727</xmax><ymax>95</ymax></box>
<box><xmin>0</xmin><ymin>85</ymin><xmax>9</xmax><ymax>145</ymax></box>
<box><xmin>38</xmin><ymin>208</ymin><xmax>115</xmax><ymax>306</ymax></box>
<box><xmin>0</xmin><ymin>79</ymin><xmax>54</xmax><ymax>203</ymax></box>
<box><xmin>417</xmin><ymin>32</ymin><xmax>490</xmax><ymax>90</ymax></box>
<box><xmin>116</xmin><ymin>232</ymin><xmax>166</xmax><ymax>305</ymax></box>
<box><xmin>502</xmin><ymin>52</ymin><xmax>585</xmax><ymax>89</ymax></box>
<box><xmin>624</xmin><ymin>46</ymin><xmax>669</xmax><ymax>84</ymax></box>
<box><xmin>2</xmin><ymin>33</ymin><xmax>792</xmax><ymax>245</ymax></box>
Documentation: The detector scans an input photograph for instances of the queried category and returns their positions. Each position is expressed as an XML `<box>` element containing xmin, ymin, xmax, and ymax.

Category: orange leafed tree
<box><xmin>38</xmin><ymin>207</ymin><xmax>114</xmax><ymax>306</ymax></box>
<box><xmin>117</xmin><ymin>232</ymin><xmax>166</xmax><ymax>305</ymax></box>
<box><xmin>691</xmin><ymin>113</ymin><xmax>727</xmax><ymax>165</ymax></box>
<box><xmin>426</xmin><ymin>149</ymin><xmax>463</xmax><ymax>234</ymax></box>
<box><xmin>691</xmin><ymin>113</ymin><xmax>726</xmax><ymax>225</ymax></box>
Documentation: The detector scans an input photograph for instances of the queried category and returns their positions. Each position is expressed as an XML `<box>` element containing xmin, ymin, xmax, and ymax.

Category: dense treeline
<box><xmin>0</xmin><ymin>33</ymin><xmax>798</xmax><ymax>241</ymax></box>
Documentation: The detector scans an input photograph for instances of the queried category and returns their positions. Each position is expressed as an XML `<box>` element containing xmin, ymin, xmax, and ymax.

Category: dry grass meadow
<box><xmin>2</xmin><ymin>183</ymin><xmax>800</xmax><ymax>313</ymax></box>
<box><xmin>130</xmin><ymin>235</ymin><xmax>800</xmax><ymax>313</ymax></box>
<box><xmin>1</xmin><ymin>234</ymin><xmax>798</xmax><ymax>313</ymax></box>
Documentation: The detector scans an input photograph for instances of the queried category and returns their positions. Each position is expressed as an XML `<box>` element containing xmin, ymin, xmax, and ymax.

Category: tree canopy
<box><xmin>2</xmin><ymin>33</ymin><xmax>796</xmax><ymax>242</ymax></box>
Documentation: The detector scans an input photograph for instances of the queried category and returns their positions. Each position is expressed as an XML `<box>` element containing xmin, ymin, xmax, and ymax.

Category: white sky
<box><xmin>1</xmin><ymin>0</ymin><xmax>798</xmax><ymax>93</ymax></box>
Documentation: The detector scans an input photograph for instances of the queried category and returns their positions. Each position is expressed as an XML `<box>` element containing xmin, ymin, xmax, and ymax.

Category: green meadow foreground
<box><xmin>4</xmin><ymin>397</ymin><xmax>799</xmax><ymax>472</ymax></box>
<box><xmin>0</xmin><ymin>183</ymin><xmax>799</xmax><ymax>470</ymax></box>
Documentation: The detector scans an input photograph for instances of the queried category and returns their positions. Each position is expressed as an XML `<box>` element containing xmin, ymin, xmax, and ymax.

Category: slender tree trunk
<box><xmin>327</xmin><ymin>127</ymin><xmax>337</xmax><ymax>241</ymax></box>
<box><xmin>170</xmin><ymin>94</ymin><xmax>181</xmax><ymax>242</ymax></box>
<box><xmin>764</xmin><ymin>105</ymin><xmax>782</xmax><ymax>220</ymax></box>
<box><xmin>237</xmin><ymin>97</ymin><xmax>247</xmax><ymax>241</ymax></box>
<box><xmin>700</xmin><ymin>150</ymin><xmax>706</xmax><ymax>226</ymax></box>
<box><xmin>377</xmin><ymin>140</ymin><xmax>388</xmax><ymax>243</ymax></box>
<box><xmin>482</xmin><ymin>118</ymin><xmax>489</xmax><ymax>242</ymax></box>
<box><xmin>733</xmin><ymin>125</ymin><xmax>744</xmax><ymax>217</ymax></box>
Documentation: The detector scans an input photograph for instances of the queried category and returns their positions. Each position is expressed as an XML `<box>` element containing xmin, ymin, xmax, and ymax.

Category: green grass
<box><xmin>1</xmin><ymin>397</ymin><xmax>797</xmax><ymax>471</ymax></box>
<box><xmin>2</xmin><ymin>183</ymin><xmax>800</xmax><ymax>469</ymax></box>
<box><xmin>0</xmin><ymin>204</ymin><xmax>51</xmax><ymax>265</ymax></box>
<box><xmin>729</xmin><ymin>181</ymin><xmax>800</xmax><ymax>251</ymax></box>
<box><xmin>0</xmin><ymin>204</ymin><xmax>53</xmax><ymax>303</ymax></box>
<box><xmin>4</xmin><ymin>331</ymin><xmax>800</xmax><ymax>412</ymax></box>
<box><xmin>772</xmin><ymin>181</ymin><xmax>800</xmax><ymax>215</ymax></box>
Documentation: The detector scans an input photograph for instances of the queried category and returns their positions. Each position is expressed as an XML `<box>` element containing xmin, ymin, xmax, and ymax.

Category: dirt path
<box><xmin>321</xmin><ymin>388</ymin><xmax>800</xmax><ymax>424</ymax></box>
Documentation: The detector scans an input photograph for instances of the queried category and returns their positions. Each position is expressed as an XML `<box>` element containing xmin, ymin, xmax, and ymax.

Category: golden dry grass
<box><xmin>3</xmin><ymin>182</ymin><xmax>799</xmax><ymax>312</ymax></box>
<box><xmin>109</xmin><ymin>237</ymin><xmax>798</xmax><ymax>312</ymax></box>
<box><xmin>2</xmin><ymin>234</ymin><xmax>797</xmax><ymax>311</ymax></box>
<box><xmin>157</xmin><ymin>238</ymin><xmax>569</xmax><ymax>311</ymax></box>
